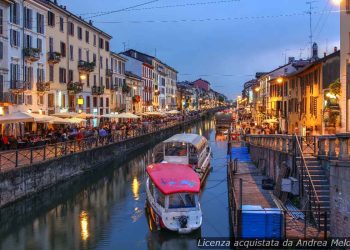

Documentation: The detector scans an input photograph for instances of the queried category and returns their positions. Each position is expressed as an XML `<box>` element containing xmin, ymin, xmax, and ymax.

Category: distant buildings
<box><xmin>238</xmin><ymin>45</ymin><xmax>340</xmax><ymax>135</ymax></box>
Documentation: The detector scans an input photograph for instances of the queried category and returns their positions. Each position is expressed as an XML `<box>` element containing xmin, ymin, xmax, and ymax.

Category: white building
<box><xmin>340</xmin><ymin>0</ymin><xmax>350</xmax><ymax>132</ymax></box>
<box><xmin>0</xmin><ymin>0</ymin><xmax>48</xmax><ymax>115</ymax></box>
<box><xmin>110</xmin><ymin>52</ymin><xmax>126</xmax><ymax>112</ymax></box>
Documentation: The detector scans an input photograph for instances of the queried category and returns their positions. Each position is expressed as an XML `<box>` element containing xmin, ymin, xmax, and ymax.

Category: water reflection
<box><xmin>0</xmin><ymin>118</ymin><xmax>229</xmax><ymax>250</ymax></box>
<box><xmin>132</xmin><ymin>177</ymin><xmax>140</xmax><ymax>201</ymax></box>
<box><xmin>80</xmin><ymin>211</ymin><xmax>90</xmax><ymax>241</ymax></box>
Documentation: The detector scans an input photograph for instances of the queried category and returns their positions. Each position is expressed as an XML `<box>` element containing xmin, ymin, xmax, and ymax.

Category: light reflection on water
<box><xmin>0</xmin><ymin>118</ymin><xmax>229</xmax><ymax>250</ymax></box>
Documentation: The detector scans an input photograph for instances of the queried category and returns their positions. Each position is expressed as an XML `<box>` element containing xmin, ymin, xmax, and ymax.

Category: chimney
<box><xmin>324</xmin><ymin>52</ymin><xmax>327</xmax><ymax>57</ymax></box>
<box><xmin>54</xmin><ymin>0</ymin><xmax>57</xmax><ymax>4</ymax></box>
<box><xmin>334</xmin><ymin>46</ymin><xmax>338</xmax><ymax>52</ymax></box>
<box><xmin>63</xmin><ymin>5</ymin><xmax>66</xmax><ymax>9</ymax></box>
<box><xmin>288</xmin><ymin>57</ymin><xmax>295</xmax><ymax>63</ymax></box>
<box><xmin>89</xmin><ymin>20</ymin><xmax>93</xmax><ymax>25</ymax></box>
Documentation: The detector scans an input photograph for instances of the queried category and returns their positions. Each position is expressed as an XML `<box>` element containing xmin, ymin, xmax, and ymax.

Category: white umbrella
<box><xmin>77</xmin><ymin>112</ymin><xmax>99</xmax><ymax>119</ymax></box>
<box><xmin>142</xmin><ymin>111</ymin><xmax>166</xmax><ymax>116</ymax></box>
<box><xmin>100</xmin><ymin>113</ymin><xmax>119</xmax><ymax>118</ymax></box>
<box><xmin>50</xmin><ymin>116</ymin><xmax>74</xmax><ymax>125</ymax></box>
<box><xmin>0</xmin><ymin>112</ymin><xmax>54</xmax><ymax>124</ymax></box>
<box><xmin>66</xmin><ymin>117</ymin><xmax>87</xmax><ymax>124</ymax></box>
<box><xmin>52</xmin><ymin>112</ymin><xmax>79</xmax><ymax>118</ymax></box>
<box><xmin>115</xmin><ymin>113</ymin><xmax>140</xmax><ymax>119</ymax></box>
<box><xmin>166</xmin><ymin>110</ymin><xmax>180</xmax><ymax>114</ymax></box>
<box><xmin>263</xmin><ymin>118</ymin><xmax>279</xmax><ymax>124</ymax></box>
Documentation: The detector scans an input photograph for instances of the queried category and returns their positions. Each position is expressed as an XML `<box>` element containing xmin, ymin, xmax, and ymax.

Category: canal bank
<box><xmin>0</xmin><ymin>117</ymin><xmax>230</xmax><ymax>250</ymax></box>
<box><xmin>0</xmin><ymin>108</ymin><xmax>224</xmax><ymax>209</ymax></box>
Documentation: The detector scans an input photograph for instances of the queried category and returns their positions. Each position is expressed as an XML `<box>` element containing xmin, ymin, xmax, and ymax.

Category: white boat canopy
<box><xmin>0</xmin><ymin>112</ymin><xmax>54</xmax><ymax>124</ymax></box>
<box><xmin>163</xmin><ymin>133</ymin><xmax>207</xmax><ymax>150</ymax></box>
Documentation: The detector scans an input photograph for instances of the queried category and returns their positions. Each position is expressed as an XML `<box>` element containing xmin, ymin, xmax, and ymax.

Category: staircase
<box><xmin>295</xmin><ymin>137</ymin><xmax>330</xmax><ymax>231</ymax></box>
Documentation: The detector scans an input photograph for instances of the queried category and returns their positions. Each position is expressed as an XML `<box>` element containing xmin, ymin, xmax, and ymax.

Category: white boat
<box><xmin>162</xmin><ymin>133</ymin><xmax>211</xmax><ymax>184</ymax></box>
<box><xmin>146</xmin><ymin>163</ymin><xmax>202</xmax><ymax>234</ymax></box>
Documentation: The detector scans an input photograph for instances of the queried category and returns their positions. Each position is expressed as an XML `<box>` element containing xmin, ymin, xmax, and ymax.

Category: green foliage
<box><xmin>329</xmin><ymin>78</ymin><xmax>341</xmax><ymax>97</ymax></box>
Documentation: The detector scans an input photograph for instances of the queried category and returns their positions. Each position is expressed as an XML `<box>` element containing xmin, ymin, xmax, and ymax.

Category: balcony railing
<box><xmin>23</xmin><ymin>48</ymin><xmax>40</xmax><ymax>62</ymax></box>
<box><xmin>9</xmin><ymin>80</ymin><xmax>31</xmax><ymax>92</ymax></box>
<box><xmin>47</xmin><ymin>52</ymin><xmax>61</xmax><ymax>64</ymax></box>
<box><xmin>37</xmin><ymin>81</ymin><xmax>50</xmax><ymax>92</ymax></box>
<box><xmin>0</xmin><ymin>92</ymin><xmax>13</xmax><ymax>103</ymax></box>
<box><xmin>106</xmin><ymin>68</ymin><xmax>113</xmax><ymax>76</ymax></box>
<box><xmin>92</xmin><ymin>86</ymin><xmax>105</xmax><ymax>95</ymax></box>
<box><xmin>67</xmin><ymin>82</ymin><xmax>83</xmax><ymax>94</ymax></box>
<box><xmin>78</xmin><ymin>60</ymin><xmax>95</xmax><ymax>73</ymax></box>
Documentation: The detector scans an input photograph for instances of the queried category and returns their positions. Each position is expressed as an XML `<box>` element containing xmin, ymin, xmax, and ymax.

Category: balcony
<box><xmin>37</xmin><ymin>81</ymin><xmax>50</xmax><ymax>92</ymax></box>
<box><xmin>92</xmin><ymin>86</ymin><xmax>105</xmax><ymax>95</ymax></box>
<box><xmin>0</xmin><ymin>92</ymin><xmax>13</xmax><ymax>103</ymax></box>
<box><xmin>67</xmin><ymin>82</ymin><xmax>83</xmax><ymax>94</ymax></box>
<box><xmin>112</xmin><ymin>84</ymin><xmax>119</xmax><ymax>91</ymax></box>
<box><xmin>48</xmin><ymin>52</ymin><xmax>61</xmax><ymax>64</ymax></box>
<box><xmin>23</xmin><ymin>48</ymin><xmax>40</xmax><ymax>62</ymax></box>
<box><xmin>78</xmin><ymin>60</ymin><xmax>95</xmax><ymax>73</ymax></box>
<box><xmin>9</xmin><ymin>80</ymin><xmax>31</xmax><ymax>92</ymax></box>
<box><xmin>106</xmin><ymin>68</ymin><xmax>113</xmax><ymax>76</ymax></box>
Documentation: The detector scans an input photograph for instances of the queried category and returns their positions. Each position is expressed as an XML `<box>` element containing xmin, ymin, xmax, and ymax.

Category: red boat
<box><xmin>145</xmin><ymin>163</ymin><xmax>202</xmax><ymax>234</ymax></box>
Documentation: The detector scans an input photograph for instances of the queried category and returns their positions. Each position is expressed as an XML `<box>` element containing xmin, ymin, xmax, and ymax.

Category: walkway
<box><xmin>228</xmin><ymin>145</ymin><xmax>325</xmax><ymax>239</ymax></box>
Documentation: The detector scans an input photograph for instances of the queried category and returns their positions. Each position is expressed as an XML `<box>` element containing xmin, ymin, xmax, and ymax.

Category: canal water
<box><xmin>0</xmin><ymin>118</ymin><xmax>230</xmax><ymax>250</ymax></box>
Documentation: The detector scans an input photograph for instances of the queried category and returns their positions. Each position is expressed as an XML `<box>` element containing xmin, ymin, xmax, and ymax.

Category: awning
<box><xmin>100</xmin><ymin>113</ymin><xmax>119</xmax><ymax>119</ymax></box>
<box><xmin>66</xmin><ymin>117</ymin><xmax>87</xmax><ymax>124</ymax></box>
<box><xmin>263</xmin><ymin>118</ymin><xmax>279</xmax><ymax>124</ymax></box>
<box><xmin>115</xmin><ymin>113</ymin><xmax>140</xmax><ymax>119</ymax></box>
<box><xmin>166</xmin><ymin>110</ymin><xmax>180</xmax><ymax>114</ymax></box>
<box><xmin>0</xmin><ymin>112</ymin><xmax>54</xmax><ymax>124</ymax></box>
<box><xmin>52</xmin><ymin>112</ymin><xmax>79</xmax><ymax>118</ymax></box>
<box><xmin>50</xmin><ymin>117</ymin><xmax>74</xmax><ymax>125</ymax></box>
<box><xmin>142</xmin><ymin>111</ymin><xmax>166</xmax><ymax>116</ymax></box>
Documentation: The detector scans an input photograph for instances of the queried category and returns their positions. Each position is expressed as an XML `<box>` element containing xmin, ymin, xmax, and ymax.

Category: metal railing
<box><xmin>0</xmin><ymin>109</ymin><xmax>227</xmax><ymax>172</ymax></box>
<box><xmin>294</xmin><ymin>134</ymin><xmax>322</xmax><ymax>231</ymax></box>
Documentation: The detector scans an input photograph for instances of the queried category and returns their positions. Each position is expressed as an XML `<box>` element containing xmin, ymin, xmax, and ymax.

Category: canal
<box><xmin>0</xmin><ymin>117</ymin><xmax>230</xmax><ymax>250</ymax></box>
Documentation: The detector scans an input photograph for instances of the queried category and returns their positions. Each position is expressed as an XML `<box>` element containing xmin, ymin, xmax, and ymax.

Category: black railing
<box><xmin>0</xmin><ymin>111</ymin><xmax>226</xmax><ymax>171</ymax></box>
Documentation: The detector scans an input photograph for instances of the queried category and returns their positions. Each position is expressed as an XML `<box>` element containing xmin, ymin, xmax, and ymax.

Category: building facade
<box><xmin>0</xmin><ymin>0</ymin><xmax>48</xmax><ymax>115</ymax></box>
<box><xmin>42</xmin><ymin>0</ymin><xmax>112</xmax><ymax>116</ymax></box>
<box><xmin>110</xmin><ymin>52</ymin><xmax>126</xmax><ymax>112</ymax></box>
<box><xmin>125</xmin><ymin>71</ymin><xmax>142</xmax><ymax>114</ymax></box>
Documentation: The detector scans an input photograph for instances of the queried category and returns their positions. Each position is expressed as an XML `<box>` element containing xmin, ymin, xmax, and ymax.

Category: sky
<box><xmin>59</xmin><ymin>0</ymin><xmax>340</xmax><ymax>99</ymax></box>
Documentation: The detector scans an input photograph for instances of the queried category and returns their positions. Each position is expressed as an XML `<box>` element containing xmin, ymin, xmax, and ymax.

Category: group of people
<box><xmin>0</xmin><ymin>111</ymin><xmax>200</xmax><ymax>151</ymax></box>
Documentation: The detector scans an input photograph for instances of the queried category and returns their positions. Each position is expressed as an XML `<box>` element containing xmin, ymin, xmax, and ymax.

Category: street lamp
<box><xmin>277</xmin><ymin>77</ymin><xmax>283</xmax><ymax>84</ymax></box>
<box><xmin>255</xmin><ymin>87</ymin><xmax>260</xmax><ymax>92</ymax></box>
<box><xmin>332</xmin><ymin>0</ymin><xmax>342</xmax><ymax>5</ymax></box>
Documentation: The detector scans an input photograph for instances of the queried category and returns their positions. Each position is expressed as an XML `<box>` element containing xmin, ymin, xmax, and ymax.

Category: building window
<box><xmin>99</xmin><ymin>38</ymin><xmax>104</xmax><ymax>49</ymax></box>
<box><xmin>105</xmin><ymin>41</ymin><xmax>109</xmax><ymax>51</ymax></box>
<box><xmin>49</xmin><ymin>65</ymin><xmax>54</xmax><ymax>82</ymax></box>
<box><xmin>60</xmin><ymin>42</ymin><xmax>66</xmax><ymax>57</ymax></box>
<box><xmin>59</xmin><ymin>68</ymin><xmax>66</xmax><ymax>83</ymax></box>
<box><xmin>77</xmin><ymin>26</ymin><xmax>82</xmax><ymax>40</ymax></box>
<box><xmin>106</xmin><ymin>77</ymin><xmax>110</xmax><ymax>89</ymax></box>
<box><xmin>93</xmin><ymin>97</ymin><xmax>97</xmax><ymax>107</ymax></box>
<box><xmin>24</xmin><ymin>34</ymin><xmax>32</xmax><ymax>48</ymax></box>
<box><xmin>48</xmin><ymin>94</ymin><xmax>54</xmax><ymax>108</ymax></box>
<box><xmin>93</xmin><ymin>75</ymin><xmax>96</xmax><ymax>85</ymax></box>
<box><xmin>86</xmin><ymin>96</ymin><xmax>90</xmax><ymax>108</ymax></box>
<box><xmin>0</xmin><ymin>9</ymin><xmax>3</xmax><ymax>35</ymax></box>
<box><xmin>68</xmin><ymin>22</ymin><xmax>74</xmax><ymax>36</ymax></box>
<box><xmin>60</xmin><ymin>17</ymin><xmax>64</xmax><ymax>32</ymax></box>
<box><xmin>100</xmin><ymin>56</ymin><xmax>103</xmax><ymax>68</ymax></box>
<box><xmin>85</xmin><ymin>30</ymin><xmax>89</xmax><ymax>43</ymax></box>
<box><xmin>10</xmin><ymin>29</ymin><xmax>20</xmax><ymax>47</ymax></box>
<box><xmin>86</xmin><ymin>50</ymin><xmax>90</xmax><ymax>62</ymax></box>
<box><xmin>37</xmin><ymin>95</ymin><xmax>44</xmax><ymax>106</ymax></box>
<box><xmin>70</xmin><ymin>45</ymin><xmax>74</xmax><ymax>60</ymax></box>
<box><xmin>48</xmin><ymin>11</ymin><xmax>55</xmax><ymax>26</ymax></box>
<box><xmin>49</xmin><ymin>37</ymin><xmax>53</xmax><ymax>52</ymax></box>
<box><xmin>24</xmin><ymin>7</ymin><xmax>33</xmax><ymax>30</ymax></box>
<box><xmin>0</xmin><ymin>42</ymin><xmax>3</xmax><ymax>60</ymax></box>
<box><xmin>93</xmin><ymin>53</ymin><xmax>96</xmax><ymax>63</ymax></box>
<box><xmin>100</xmin><ymin>97</ymin><xmax>103</xmax><ymax>107</ymax></box>
<box><xmin>37</xmin><ymin>38</ymin><xmax>42</xmax><ymax>52</ymax></box>
<box><xmin>78</xmin><ymin>48</ymin><xmax>82</xmax><ymax>61</ymax></box>
<box><xmin>93</xmin><ymin>34</ymin><xmax>96</xmax><ymax>46</ymax></box>
<box><xmin>37</xmin><ymin>13</ymin><xmax>44</xmax><ymax>34</ymax></box>
<box><xmin>86</xmin><ymin>74</ymin><xmax>90</xmax><ymax>87</ymax></box>
<box><xmin>68</xmin><ymin>70</ymin><xmax>73</xmax><ymax>82</ymax></box>
<box><xmin>10</xmin><ymin>2</ymin><xmax>20</xmax><ymax>25</ymax></box>
<box><xmin>37</xmin><ymin>68</ymin><xmax>45</xmax><ymax>83</ymax></box>
<box><xmin>106</xmin><ymin>98</ymin><xmax>109</xmax><ymax>107</ymax></box>
<box><xmin>100</xmin><ymin>77</ymin><xmax>103</xmax><ymax>86</ymax></box>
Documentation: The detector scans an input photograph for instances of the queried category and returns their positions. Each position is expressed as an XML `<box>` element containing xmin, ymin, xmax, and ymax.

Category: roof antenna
<box><xmin>154</xmin><ymin>48</ymin><xmax>157</xmax><ymax>57</ymax></box>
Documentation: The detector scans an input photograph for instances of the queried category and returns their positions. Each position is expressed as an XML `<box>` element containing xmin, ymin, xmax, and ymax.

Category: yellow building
<box><xmin>43</xmin><ymin>0</ymin><xmax>112</xmax><ymax>116</ymax></box>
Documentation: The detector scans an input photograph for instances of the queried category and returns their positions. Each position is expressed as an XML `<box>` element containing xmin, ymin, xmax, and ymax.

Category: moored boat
<box><xmin>146</xmin><ymin>163</ymin><xmax>202</xmax><ymax>234</ymax></box>
<box><xmin>162</xmin><ymin>133</ymin><xmax>211</xmax><ymax>184</ymax></box>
